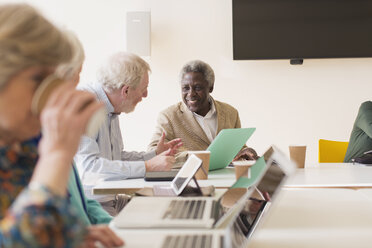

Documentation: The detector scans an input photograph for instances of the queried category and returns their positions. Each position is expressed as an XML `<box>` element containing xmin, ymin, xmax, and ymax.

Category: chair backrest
<box><xmin>318</xmin><ymin>139</ymin><xmax>349</xmax><ymax>163</ymax></box>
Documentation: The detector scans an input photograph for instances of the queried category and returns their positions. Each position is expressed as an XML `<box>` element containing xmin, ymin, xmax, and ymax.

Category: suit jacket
<box><xmin>148</xmin><ymin>98</ymin><xmax>242</xmax><ymax>162</ymax></box>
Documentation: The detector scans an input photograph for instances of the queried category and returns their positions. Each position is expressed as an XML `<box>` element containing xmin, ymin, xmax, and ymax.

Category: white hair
<box><xmin>97</xmin><ymin>52</ymin><xmax>151</xmax><ymax>92</ymax></box>
<box><xmin>179</xmin><ymin>60</ymin><xmax>215</xmax><ymax>88</ymax></box>
<box><xmin>55</xmin><ymin>29</ymin><xmax>85</xmax><ymax>80</ymax></box>
<box><xmin>0</xmin><ymin>3</ymin><xmax>72</xmax><ymax>90</ymax></box>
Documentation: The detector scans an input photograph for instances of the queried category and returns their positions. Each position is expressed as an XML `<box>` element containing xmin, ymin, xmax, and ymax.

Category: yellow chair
<box><xmin>318</xmin><ymin>139</ymin><xmax>349</xmax><ymax>163</ymax></box>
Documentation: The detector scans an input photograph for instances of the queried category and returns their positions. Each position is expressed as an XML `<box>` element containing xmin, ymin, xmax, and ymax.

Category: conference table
<box><xmin>248</xmin><ymin>187</ymin><xmax>372</xmax><ymax>248</ymax></box>
<box><xmin>93</xmin><ymin>167</ymin><xmax>237</xmax><ymax>195</ymax></box>
<box><xmin>101</xmin><ymin>163</ymin><xmax>372</xmax><ymax>247</ymax></box>
<box><xmin>93</xmin><ymin>163</ymin><xmax>372</xmax><ymax>195</ymax></box>
<box><xmin>109</xmin><ymin>187</ymin><xmax>372</xmax><ymax>248</ymax></box>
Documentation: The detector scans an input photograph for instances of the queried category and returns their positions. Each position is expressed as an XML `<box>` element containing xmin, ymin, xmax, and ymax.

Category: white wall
<box><xmin>8</xmin><ymin>0</ymin><xmax>372</xmax><ymax>164</ymax></box>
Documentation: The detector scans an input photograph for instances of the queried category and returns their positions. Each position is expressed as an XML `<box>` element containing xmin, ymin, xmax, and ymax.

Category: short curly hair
<box><xmin>179</xmin><ymin>60</ymin><xmax>215</xmax><ymax>88</ymax></box>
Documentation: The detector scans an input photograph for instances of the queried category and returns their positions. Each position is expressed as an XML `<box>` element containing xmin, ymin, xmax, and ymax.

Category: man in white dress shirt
<box><xmin>75</xmin><ymin>52</ymin><xmax>182</xmax><ymax>215</ymax></box>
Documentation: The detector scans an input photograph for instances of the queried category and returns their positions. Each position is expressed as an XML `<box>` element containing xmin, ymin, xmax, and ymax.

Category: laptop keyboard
<box><xmin>162</xmin><ymin>235</ymin><xmax>213</xmax><ymax>248</ymax></box>
<box><xmin>162</xmin><ymin>199</ymin><xmax>206</xmax><ymax>220</ymax></box>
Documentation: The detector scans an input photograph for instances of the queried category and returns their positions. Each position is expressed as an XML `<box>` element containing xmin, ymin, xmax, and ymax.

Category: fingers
<box><xmin>159</xmin><ymin>132</ymin><xmax>165</xmax><ymax>144</ymax></box>
<box><xmin>165</xmin><ymin>138</ymin><xmax>182</xmax><ymax>148</ymax></box>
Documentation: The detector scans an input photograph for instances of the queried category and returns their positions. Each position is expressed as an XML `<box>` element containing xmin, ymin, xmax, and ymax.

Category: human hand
<box><xmin>156</xmin><ymin>132</ymin><xmax>182</xmax><ymax>156</ymax></box>
<box><xmin>80</xmin><ymin>225</ymin><xmax>124</xmax><ymax>248</ymax></box>
<box><xmin>32</xmin><ymin>82</ymin><xmax>103</xmax><ymax>195</ymax></box>
<box><xmin>233</xmin><ymin>147</ymin><xmax>259</xmax><ymax>161</ymax></box>
<box><xmin>145</xmin><ymin>149</ymin><xmax>175</xmax><ymax>171</ymax></box>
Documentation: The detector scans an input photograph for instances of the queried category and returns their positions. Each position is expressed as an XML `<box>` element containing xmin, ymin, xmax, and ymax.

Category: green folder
<box><xmin>207</xmin><ymin>128</ymin><xmax>256</xmax><ymax>171</ymax></box>
<box><xmin>231</xmin><ymin>157</ymin><xmax>267</xmax><ymax>188</ymax></box>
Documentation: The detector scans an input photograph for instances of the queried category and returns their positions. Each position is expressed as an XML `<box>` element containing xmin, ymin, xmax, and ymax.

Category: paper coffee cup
<box><xmin>289</xmin><ymin>145</ymin><xmax>306</xmax><ymax>168</ymax></box>
<box><xmin>232</xmin><ymin>160</ymin><xmax>256</xmax><ymax>180</ymax></box>
<box><xmin>187</xmin><ymin>151</ymin><xmax>210</xmax><ymax>180</ymax></box>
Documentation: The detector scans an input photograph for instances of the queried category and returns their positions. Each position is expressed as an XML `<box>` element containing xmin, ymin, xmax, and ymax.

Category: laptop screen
<box><xmin>242</xmin><ymin>153</ymin><xmax>289</xmax><ymax>238</ymax></box>
<box><xmin>171</xmin><ymin>154</ymin><xmax>202</xmax><ymax>195</ymax></box>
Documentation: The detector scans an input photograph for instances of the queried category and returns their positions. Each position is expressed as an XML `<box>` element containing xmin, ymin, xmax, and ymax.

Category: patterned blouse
<box><xmin>0</xmin><ymin>137</ymin><xmax>86</xmax><ymax>247</ymax></box>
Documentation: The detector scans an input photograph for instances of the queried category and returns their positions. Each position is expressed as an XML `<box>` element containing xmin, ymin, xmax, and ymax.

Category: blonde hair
<box><xmin>98</xmin><ymin>52</ymin><xmax>151</xmax><ymax>92</ymax></box>
<box><xmin>0</xmin><ymin>3</ymin><xmax>73</xmax><ymax>90</ymax></box>
<box><xmin>55</xmin><ymin>29</ymin><xmax>85</xmax><ymax>80</ymax></box>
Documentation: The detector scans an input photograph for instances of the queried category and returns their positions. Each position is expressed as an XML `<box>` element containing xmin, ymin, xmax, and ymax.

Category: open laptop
<box><xmin>145</xmin><ymin>127</ymin><xmax>255</xmax><ymax>181</ymax></box>
<box><xmin>151</xmin><ymin>154</ymin><xmax>202</xmax><ymax>196</ymax></box>
<box><xmin>112</xmin><ymin>201</ymin><xmax>251</xmax><ymax>248</ymax></box>
<box><xmin>113</xmin><ymin>157</ymin><xmax>267</xmax><ymax>229</ymax></box>
<box><xmin>208</xmin><ymin>128</ymin><xmax>256</xmax><ymax>171</ymax></box>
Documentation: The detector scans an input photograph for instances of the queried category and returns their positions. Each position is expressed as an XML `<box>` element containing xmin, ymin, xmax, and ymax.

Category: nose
<box><xmin>142</xmin><ymin>89</ymin><xmax>148</xmax><ymax>98</ymax></box>
<box><xmin>188</xmin><ymin>88</ymin><xmax>196</xmax><ymax>98</ymax></box>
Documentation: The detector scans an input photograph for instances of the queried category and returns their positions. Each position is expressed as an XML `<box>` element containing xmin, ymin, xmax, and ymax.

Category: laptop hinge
<box><xmin>192</xmin><ymin>176</ymin><xmax>203</xmax><ymax>196</ymax></box>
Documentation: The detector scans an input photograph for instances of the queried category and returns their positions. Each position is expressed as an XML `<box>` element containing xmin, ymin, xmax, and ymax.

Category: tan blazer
<box><xmin>148</xmin><ymin>99</ymin><xmax>242</xmax><ymax>162</ymax></box>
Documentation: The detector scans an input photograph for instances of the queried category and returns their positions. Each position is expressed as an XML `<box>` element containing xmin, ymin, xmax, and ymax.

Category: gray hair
<box><xmin>97</xmin><ymin>52</ymin><xmax>151</xmax><ymax>92</ymax></box>
<box><xmin>0</xmin><ymin>4</ymin><xmax>73</xmax><ymax>90</ymax></box>
<box><xmin>55</xmin><ymin>29</ymin><xmax>85</xmax><ymax>80</ymax></box>
<box><xmin>179</xmin><ymin>60</ymin><xmax>215</xmax><ymax>88</ymax></box>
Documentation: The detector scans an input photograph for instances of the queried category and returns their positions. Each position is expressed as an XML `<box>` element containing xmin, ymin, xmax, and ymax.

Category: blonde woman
<box><xmin>0</xmin><ymin>4</ymin><xmax>105</xmax><ymax>247</ymax></box>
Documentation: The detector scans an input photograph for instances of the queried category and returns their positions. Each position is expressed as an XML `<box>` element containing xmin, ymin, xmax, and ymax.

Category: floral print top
<box><xmin>0</xmin><ymin>137</ymin><xmax>86</xmax><ymax>247</ymax></box>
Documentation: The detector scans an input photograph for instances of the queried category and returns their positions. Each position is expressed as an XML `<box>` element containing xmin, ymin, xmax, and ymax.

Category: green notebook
<box><xmin>207</xmin><ymin>128</ymin><xmax>256</xmax><ymax>171</ymax></box>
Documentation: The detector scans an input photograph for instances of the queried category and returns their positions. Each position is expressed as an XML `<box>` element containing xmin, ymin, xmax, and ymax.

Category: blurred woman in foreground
<box><xmin>0</xmin><ymin>3</ymin><xmax>103</xmax><ymax>247</ymax></box>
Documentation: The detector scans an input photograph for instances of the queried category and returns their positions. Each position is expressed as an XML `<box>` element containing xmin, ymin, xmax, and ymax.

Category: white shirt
<box><xmin>74</xmin><ymin>83</ymin><xmax>156</xmax><ymax>202</ymax></box>
<box><xmin>192</xmin><ymin>99</ymin><xmax>218</xmax><ymax>142</ymax></box>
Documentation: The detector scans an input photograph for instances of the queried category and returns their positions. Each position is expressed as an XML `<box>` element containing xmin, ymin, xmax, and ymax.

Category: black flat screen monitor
<box><xmin>233</xmin><ymin>0</ymin><xmax>372</xmax><ymax>60</ymax></box>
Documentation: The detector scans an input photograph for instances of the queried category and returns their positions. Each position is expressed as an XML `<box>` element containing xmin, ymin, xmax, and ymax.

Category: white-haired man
<box><xmin>75</xmin><ymin>52</ymin><xmax>182</xmax><ymax>215</ymax></box>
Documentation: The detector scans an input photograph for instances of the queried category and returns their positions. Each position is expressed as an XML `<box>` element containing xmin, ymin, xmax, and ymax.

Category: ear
<box><xmin>121</xmin><ymin>85</ymin><xmax>130</xmax><ymax>99</ymax></box>
<box><xmin>209</xmin><ymin>85</ymin><xmax>214</xmax><ymax>93</ymax></box>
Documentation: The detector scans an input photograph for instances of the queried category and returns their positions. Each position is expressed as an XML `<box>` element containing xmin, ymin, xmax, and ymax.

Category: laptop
<box><xmin>146</xmin><ymin>127</ymin><xmax>255</xmax><ymax>181</ymax></box>
<box><xmin>150</xmin><ymin>154</ymin><xmax>202</xmax><ymax>196</ymax></box>
<box><xmin>113</xmin><ymin>157</ymin><xmax>267</xmax><ymax>229</ymax></box>
<box><xmin>112</xmin><ymin>202</ymin><xmax>251</xmax><ymax>248</ymax></box>
<box><xmin>208</xmin><ymin>128</ymin><xmax>256</xmax><ymax>171</ymax></box>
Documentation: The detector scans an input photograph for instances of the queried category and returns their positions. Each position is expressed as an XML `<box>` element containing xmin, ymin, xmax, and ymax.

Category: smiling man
<box><xmin>148</xmin><ymin>60</ymin><xmax>257</xmax><ymax>163</ymax></box>
<box><xmin>74</xmin><ymin>52</ymin><xmax>182</xmax><ymax>215</ymax></box>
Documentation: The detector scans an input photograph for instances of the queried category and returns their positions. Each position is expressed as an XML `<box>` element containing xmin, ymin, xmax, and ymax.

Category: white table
<box><xmin>248</xmin><ymin>188</ymin><xmax>372</xmax><ymax>248</ymax></box>
<box><xmin>93</xmin><ymin>167</ymin><xmax>237</xmax><ymax>195</ymax></box>
<box><xmin>285</xmin><ymin>163</ymin><xmax>372</xmax><ymax>188</ymax></box>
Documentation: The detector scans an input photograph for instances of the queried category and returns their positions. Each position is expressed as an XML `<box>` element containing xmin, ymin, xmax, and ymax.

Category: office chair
<box><xmin>318</xmin><ymin>139</ymin><xmax>349</xmax><ymax>163</ymax></box>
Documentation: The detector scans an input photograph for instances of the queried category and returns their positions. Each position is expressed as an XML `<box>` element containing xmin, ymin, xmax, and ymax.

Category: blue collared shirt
<box><xmin>74</xmin><ymin>83</ymin><xmax>156</xmax><ymax>201</ymax></box>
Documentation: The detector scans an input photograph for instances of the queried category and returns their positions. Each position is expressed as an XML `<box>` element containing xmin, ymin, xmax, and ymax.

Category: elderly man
<box><xmin>75</xmin><ymin>52</ymin><xmax>182</xmax><ymax>215</ymax></box>
<box><xmin>148</xmin><ymin>60</ymin><xmax>257</xmax><ymax>163</ymax></box>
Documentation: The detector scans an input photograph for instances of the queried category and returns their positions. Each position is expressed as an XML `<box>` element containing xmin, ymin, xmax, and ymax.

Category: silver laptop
<box><xmin>152</xmin><ymin>154</ymin><xmax>202</xmax><ymax>196</ymax></box>
<box><xmin>112</xmin><ymin>206</ymin><xmax>250</xmax><ymax>248</ymax></box>
<box><xmin>113</xmin><ymin>157</ymin><xmax>268</xmax><ymax>229</ymax></box>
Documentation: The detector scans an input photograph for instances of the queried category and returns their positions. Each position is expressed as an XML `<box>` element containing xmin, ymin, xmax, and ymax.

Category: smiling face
<box><xmin>0</xmin><ymin>66</ymin><xmax>53</xmax><ymax>145</ymax></box>
<box><xmin>181</xmin><ymin>72</ymin><xmax>213</xmax><ymax>117</ymax></box>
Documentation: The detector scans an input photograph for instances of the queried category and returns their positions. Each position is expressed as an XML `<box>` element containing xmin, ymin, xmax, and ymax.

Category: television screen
<box><xmin>233</xmin><ymin>0</ymin><xmax>372</xmax><ymax>60</ymax></box>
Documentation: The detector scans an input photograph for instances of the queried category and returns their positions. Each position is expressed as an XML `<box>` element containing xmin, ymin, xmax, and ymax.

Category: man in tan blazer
<box><xmin>148</xmin><ymin>60</ymin><xmax>257</xmax><ymax>162</ymax></box>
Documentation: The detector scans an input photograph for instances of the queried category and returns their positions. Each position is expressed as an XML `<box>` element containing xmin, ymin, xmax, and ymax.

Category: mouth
<box><xmin>186</xmin><ymin>99</ymin><xmax>198</xmax><ymax>105</ymax></box>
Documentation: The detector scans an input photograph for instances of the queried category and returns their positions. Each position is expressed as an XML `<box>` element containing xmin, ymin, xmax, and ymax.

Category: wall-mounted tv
<box><xmin>232</xmin><ymin>0</ymin><xmax>372</xmax><ymax>61</ymax></box>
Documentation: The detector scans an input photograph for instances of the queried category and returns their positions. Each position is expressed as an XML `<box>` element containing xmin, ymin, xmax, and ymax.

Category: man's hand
<box><xmin>80</xmin><ymin>225</ymin><xmax>124</xmax><ymax>248</ymax></box>
<box><xmin>156</xmin><ymin>132</ymin><xmax>182</xmax><ymax>156</ymax></box>
<box><xmin>145</xmin><ymin>149</ymin><xmax>175</xmax><ymax>171</ymax></box>
<box><xmin>233</xmin><ymin>147</ymin><xmax>259</xmax><ymax>161</ymax></box>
